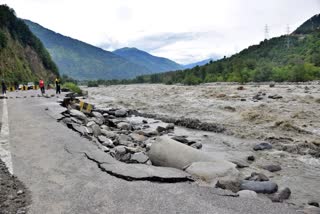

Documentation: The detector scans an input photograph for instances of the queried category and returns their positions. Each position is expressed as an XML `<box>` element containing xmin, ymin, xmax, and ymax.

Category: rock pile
<box><xmin>59</xmin><ymin>103</ymin><xmax>204</xmax><ymax>166</ymax></box>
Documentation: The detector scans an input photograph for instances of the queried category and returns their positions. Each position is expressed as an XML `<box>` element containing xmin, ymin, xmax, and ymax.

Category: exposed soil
<box><xmin>0</xmin><ymin>160</ymin><xmax>31</xmax><ymax>214</ymax></box>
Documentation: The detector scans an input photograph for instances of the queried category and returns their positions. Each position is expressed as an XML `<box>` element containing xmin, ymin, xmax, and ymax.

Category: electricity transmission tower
<box><xmin>286</xmin><ymin>24</ymin><xmax>291</xmax><ymax>49</ymax></box>
<box><xmin>264</xmin><ymin>24</ymin><xmax>269</xmax><ymax>40</ymax></box>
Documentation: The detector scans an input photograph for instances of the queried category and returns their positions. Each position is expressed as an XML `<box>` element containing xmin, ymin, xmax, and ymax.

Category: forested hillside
<box><xmin>24</xmin><ymin>20</ymin><xmax>153</xmax><ymax>80</ymax></box>
<box><xmin>0</xmin><ymin>5</ymin><xmax>58</xmax><ymax>83</ymax></box>
<box><xmin>125</xmin><ymin>14</ymin><xmax>320</xmax><ymax>85</ymax></box>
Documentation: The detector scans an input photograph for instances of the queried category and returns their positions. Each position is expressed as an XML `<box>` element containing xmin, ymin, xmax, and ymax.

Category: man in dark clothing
<box><xmin>1</xmin><ymin>80</ymin><xmax>6</xmax><ymax>96</ymax></box>
<box><xmin>55</xmin><ymin>78</ymin><xmax>61</xmax><ymax>94</ymax></box>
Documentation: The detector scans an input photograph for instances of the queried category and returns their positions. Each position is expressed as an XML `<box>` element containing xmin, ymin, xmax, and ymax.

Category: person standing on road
<box><xmin>1</xmin><ymin>80</ymin><xmax>6</xmax><ymax>96</ymax></box>
<box><xmin>55</xmin><ymin>77</ymin><xmax>61</xmax><ymax>94</ymax></box>
<box><xmin>39</xmin><ymin>79</ymin><xmax>45</xmax><ymax>95</ymax></box>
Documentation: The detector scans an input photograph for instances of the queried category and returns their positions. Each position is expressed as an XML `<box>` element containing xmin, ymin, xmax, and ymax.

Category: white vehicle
<box><xmin>27</xmin><ymin>82</ymin><xmax>35</xmax><ymax>89</ymax></box>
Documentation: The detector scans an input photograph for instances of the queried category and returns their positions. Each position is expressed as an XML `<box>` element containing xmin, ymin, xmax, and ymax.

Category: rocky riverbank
<box><xmin>56</xmin><ymin>87</ymin><xmax>320</xmax><ymax>212</ymax></box>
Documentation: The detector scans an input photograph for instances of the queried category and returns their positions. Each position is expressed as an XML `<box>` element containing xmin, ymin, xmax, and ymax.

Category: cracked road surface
<box><xmin>3</xmin><ymin>90</ymin><xmax>296</xmax><ymax>214</ymax></box>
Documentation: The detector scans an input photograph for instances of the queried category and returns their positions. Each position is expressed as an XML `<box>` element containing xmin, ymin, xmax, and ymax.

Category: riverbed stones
<box><xmin>116</xmin><ymin>135</ymin><xmax>132</xmax><ymax>146</ymax></box>
<box><xmin>302</xmin><ymin>206</ymin><xmax>320</xmax><ymax>214</ymax></box>
<box><xmin>130</xmin><ymin>152</ymin><xmax>149</xmax><ymax>164</ymax></box>
<box><xmin>97</xmin><ymin>136</ymin><xmax>114</xmax><ymax>147</ymax></box>
<box><xmin>240</xmin><ymin>180</ymin><xmax>278</xmax><ymax>194</ymax></box>
<box><xmin>130</xmin><ymin>133</ymin><xmax>147</xmax><ymax>142</ymax></box>
<box><xmin>262</xmin><ymin>164</ymin><xmax>282</xmax><ymax>172</ymax></box>
<box><xmin>92</xmin><ymin>124</ymin><xmax>101</xmax><ymax>137</ymax></box>
<box><xmin>190</xmin><ymin>142</ymin><xmax>203</xmax><ymax>149</ymax></box>
<box><xmin>69</xmin><ymin>109</ymin><xmax>88</xmax><ymax>123</ymax></box>
<box><xmin>271</xmin><ymin>187</ymin><xmax>291</xmax><ymax>202</ymax></box>
<box><xmin>115</xmin><ymin>109</ymin><xmax>127</xmax><ymax>117</ymax></box>
<box><xmin>245</xmin><ymin>172</ymin><xmax>269</xmax><ymax>181</ymax></box>
<box><xmin>216</xmin><ymin>178</ymin><xmax>241</xmax><ymax>192</ymax></box>
<box><xmin>156</xmin><ymin>126</ymin><xmax>167</xmax><ymax>133</ymax></box>
<box><xmin>115</xmin><ymin>146</ymin><xmax>127</xmax><ymax>155</ymax></box>
<box><xmin>268</xmin><ymin>94</ymin><xmax>283</xmax><ymax>99</ymax></box>
<box><xmin>117</xmin><ymin>122</ymin><xmax>132</xmax><ymax>130</ymax></box>
<box><xmin>166</xmin><ymin>123</ymin><xmax>175</xmax><ymax>130</ymax></box>
<box><xmin>86</xmin><ymin>121</ymin><xmax>96</xmax><ymax>127</ymax></box>
<box><xmin>101</xmin><ymin>129</ymin><xmax>117</xmax><ymax>139</ymax></box>
<box><xmin>308</xmin><ymin>200</ymin><xmax>320</xmax><ymax>207</ymax></box>
<box><xmin>237</xmin><ymin>190</ymin><xmax>258</xmax><ymax>198</ymax></box>
<box><xmin>253</xmin><ymin>142</ymin><xmax>272</xmax><ymax>151</ymax></box>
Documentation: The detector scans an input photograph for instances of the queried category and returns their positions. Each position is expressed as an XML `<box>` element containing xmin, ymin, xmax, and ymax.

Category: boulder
<box><xmin>130</xmin><ymin>152</ymin><xmax>149</xmax><ymax>164</ymax></box>
<box><xmin>130</xmin><ymin>133</ymin><xmax>147</xmax><ymax>142</ymax></box>
<box><xmin>247</xmin><ymin>155</ymin><xmax>255</xmax><ymax>161</ymax></box>
<box><xmin>190</xmin><ymin>142</ymin><xmax>203</xmax><ymax>149</ymax></box>
<box><xmin>115</xmin><ymin>109</ymin><xmax>127</xmax><ymax>117</ymax></box>
<box><xmin>216</xmin><ymin>178</ymin><xmax>241</xmax><ymax>193</ymax></box>
<box><xmin>92</xmin><ymin>111</ymin><xmax>105</xmax><ymax>125</ymax></box>
<box><xmin>86</xmin><ymin>121</ymin><xmax>96</xmax><ymax>127</ymax></box>
<box><xmin>237</xmin><ymin>190</ymin><xmax>258</xmax><ymax>199</ymax></box>
<box><xmin>100</xmin><ymin>125</ymin><xmax>110</xmax><ymax>130</ymax></box>
<box><xmin>98</xmin><ymin>136</ymin><xmax>114</xmax><ymax>147</ymax></box>
<box><xmin>268</xmin><ymin>95</ymin><xmax>283</xmax><ymax>99</ymax></box>
<box><xmin>262</xmin><ymin>164</ymin><xmax>282</xmax><ymax>172</ymax></box>
<box><xmin>148</xmin><ymin>136</ymin><xmax>233</xmax><ymax>170</ymax></box>
<box><xmin>117</xmin><ymin>122</ymin><xmax>132</xmax><ymax>130</ymax></box>
<box><xmin>69</xmin><ymin>109</ymin><xmax>88</xmax><ymax>123</ymax></box>
<box><xmin>308</xmin><ymin>200</ymin><xmax>320</xmax><ymax>208</ymax></box>
<box><xmin>271</xmin><ymin>187</ymin><xmax>291</xmax><ymax>202</ymax></box>
<box><xmin>70</xmin><ymin>123</ymin><xmax>85</xmax><ymax>135</ymax></box>
<box><xmin>253</xmin><ymin>142</ymin><xmax>272</xmax><ymax>151</ymax></box>
<box><xmin>101</xmin><ymin>130</ymin><xmax>117</xmax><ymax>139</ymax></box>
<box><xmin>92</xmin><ymin>124</ymin><xmax>101</xmax><ymax>137</ymax></box>
<box><xmin>185</xmin><ymin>161</ymin><xmax>239</xmax><ymax>183</ymax></box>
<box><xmin>115</xmin><ymin>146</ymin><xmax>127</xmax><ymax>155</ymax></box>
<box><xmin>240</xmin><ymin>180</ymin><xmax>278</xmax><ymax>194</ymax></box>
<box><xmin>245</xmin><ymin>172</ymin><xmax>269</xmax><ymax>181</ymax></box>
<box><xmin>156</xmin><ymin>126</ymin><xmax>167</xmax><ymax>133</ymax></box>
<box><xmin>166</xmin><ymin>123</ymin><xmax>175</xmax><ymax>130</ymax></box>
<box><xmin>116</xmin><ymin>135</ymin><xmax>132</xmax><ymax>146</ymax></box>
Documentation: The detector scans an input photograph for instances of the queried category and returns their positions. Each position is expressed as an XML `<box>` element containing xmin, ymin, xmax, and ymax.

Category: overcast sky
<box><xmin>2</xmin><ymin>0</ymin><xmax>320</xmax><ymax>64</ymax></box>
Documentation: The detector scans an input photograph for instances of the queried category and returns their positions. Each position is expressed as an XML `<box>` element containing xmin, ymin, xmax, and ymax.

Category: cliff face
<box><xmin>0</xmin><ymin>5</ymin><xmax>59</xmax><ymax>84</ymax></box>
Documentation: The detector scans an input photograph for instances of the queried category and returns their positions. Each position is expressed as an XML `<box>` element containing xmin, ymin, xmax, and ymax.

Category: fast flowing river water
<box><xmin>83</xmin><ymin>83</ymin><xmax>320</xmax><ymax>208</ymax></box>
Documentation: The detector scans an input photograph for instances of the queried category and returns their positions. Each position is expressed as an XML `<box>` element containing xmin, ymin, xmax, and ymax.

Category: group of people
<box><xmin>39</xmin><ymin>78</ymin><xmax>61</xmax><ymax>95</ymax></box>
<box><xmin>1</xmin><ymin>77</ymin><xmax>61</xmax><ymax>96</ymax></box>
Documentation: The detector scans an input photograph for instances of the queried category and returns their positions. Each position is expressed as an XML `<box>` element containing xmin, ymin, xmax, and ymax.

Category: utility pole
<box><xmin>286</xmin><ymin>24</ymin><xmax>290</xmax><ymax>49</ymax></box>
<box><xmin>264</xmin><ymin>24</ymin><xmax>269</xmax><ymax>40</ymax></box>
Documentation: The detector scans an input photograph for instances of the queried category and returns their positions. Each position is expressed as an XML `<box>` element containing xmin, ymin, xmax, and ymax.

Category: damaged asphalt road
<box><xmin>4</xmin><ymin>90</ymin><xmax>296</xmax><ymax>214</ymax></box>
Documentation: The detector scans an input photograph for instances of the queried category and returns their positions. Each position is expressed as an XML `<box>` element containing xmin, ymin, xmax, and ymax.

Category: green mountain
<box><xmin>113</xmin><ymin>47</ymin><xmax>183</xmax><ymax>73</ymax></box>
<box><xmin>294</xmin><ymin>14</ymin><xmax>320</xmax><ymax>34</ymax></box>
<box><xmin>130</xmin><ymin>14</ymin><xmax>320</xmax><ymax>84</ymax></box>
<box><xmin>0</xmin><ymin>5</ymin><xmax>59</xmax><ymax>84</ymax></box>
<box><xmin>24</xmin><ymin>20</ymin><xmax>151</xmax><ymax>80</ymax></box>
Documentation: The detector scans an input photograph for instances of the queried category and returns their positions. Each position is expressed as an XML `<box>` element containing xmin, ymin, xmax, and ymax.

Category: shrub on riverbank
<box><xmin>62</xmin><ymin>82</ymin><xmax>81</xmax><ymax>94</ymax></box>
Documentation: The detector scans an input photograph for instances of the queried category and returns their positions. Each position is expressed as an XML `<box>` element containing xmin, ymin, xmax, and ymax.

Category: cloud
<box><xmin>127</xmin><ymin>31</ymin><xmax>222</xmax><ymax>52</ymax></box>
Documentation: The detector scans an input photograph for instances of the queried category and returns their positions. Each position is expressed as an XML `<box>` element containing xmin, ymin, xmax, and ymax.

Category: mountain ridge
<box><xmin>24</xmin><ymin>19</ymin><xmax>152</xmax><ymax>80</ymax></box>
<box><xmin>113</xmin><ymin>47</ymin><xmax>183</xmax><ymax>73</ymax></box>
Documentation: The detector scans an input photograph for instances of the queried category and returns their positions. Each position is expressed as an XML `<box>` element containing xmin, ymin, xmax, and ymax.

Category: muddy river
<box><xmin>84</xmin><ymin>82</ymin><xmax>320</xmax><ymax>208</ymax></box>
